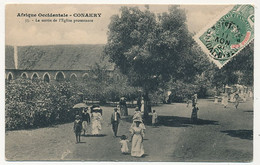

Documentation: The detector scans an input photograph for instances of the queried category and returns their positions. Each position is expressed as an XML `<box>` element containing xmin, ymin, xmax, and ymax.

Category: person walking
<box><xmin>119</xmin><ymin>97</ymin><xmax>128</xmax><ymax>116</ymax></box>
<box><xmin>91</xmin><ymin>110</ymin><xmax>102</xmax><ymax>135</ymax></box>
<box><xmin>137</xmin><ymin>97</ymin><xmax>141</xmax><ymax>111</ymax></box>
<box><xmin>73</xmin><ymin>115</ymin><xmax>82</xmax><ymax>143</ymax></box>
<box><xmin>191</xmin><ymin>105</ymin><xmax>199</xmax><ymax>124</ymax></box>
<box><xmin>130</xmin><ymin>119</ymin><xmax>145</xmax><ymax>157</ymax></box>
<box><xmin>130</xmin><ymin>107</ymin><xmax>146</xmax><ymax>131</ymax></box>
<box><xmin>140</xmin><ymin>97</ymin><xmax>145</xmax><ymax>113</ymax></box>
<box><xmin>192</xmin><ymin>94</ymin><xmax>198</xmax><ymax>107</ymax></box>
<box><xmin>111</xmin><ymin>107</ymin><xmax>121</xmax><ymax>137</ymax></box>
<box><xmin>152</xmin><ymin>110</ymin><xmax>158</xmax><ymax>127</ymax></box>
<box><xmin>234</xmin><ymin>93</ymin><xmax>240</xmax><ymax>109</ymax></box>
<box><xmin>82</xmin><ymin>107</ymin><xmax>91</xmax><ymax>135</ymax></box>
<box><xmin>223</xmin><ymin>93</ymin><xmax>229</xmax><ymax>108</ymax></box>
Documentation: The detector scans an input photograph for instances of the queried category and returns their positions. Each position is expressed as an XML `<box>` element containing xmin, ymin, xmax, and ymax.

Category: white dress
<box><xmin>120</xmin><ymin>140</ymin><xmax>129</xmax><ymax>153</ymax></box>
<box><xmin>140</xmin><ymin>100</ymin><xmax>145</xmax><ymax>113</ymax></box>
<box><xmin>91</xmin><ymin>112</ymin><xmax>102</xmax><ymax>135</ymax></box>
<box><xmin>223</xmin><ymin>95</ymin><xmax>228</xmax><ymax>107</ymax></box>
<box><xmin>130</xmin><ymin>127</ymin><xmax>144</xmax><ymax>157</ymax></box>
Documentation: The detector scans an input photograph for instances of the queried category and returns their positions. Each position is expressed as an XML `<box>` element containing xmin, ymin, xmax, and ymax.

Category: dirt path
<box><xmin>5</xmin><ymin>99</ymin><xmax>253</xmax><ymax>161</ymax></box>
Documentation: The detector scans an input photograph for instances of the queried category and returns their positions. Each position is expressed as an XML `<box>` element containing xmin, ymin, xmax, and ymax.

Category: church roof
<box><xmin>5</xmin><ymin>44</ymin><xmax>114</xmax><ymax>70</ymax></box>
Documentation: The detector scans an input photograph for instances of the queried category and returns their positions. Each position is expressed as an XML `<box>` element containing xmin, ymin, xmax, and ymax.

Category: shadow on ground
<box><xmin>156</xmin><ymin>116</ymin><xmax>219</xmax><ymax>127</ymax></box>
<box><xmin>122</xmin><ymin>115</ymin><xmax>218</xmax><ymax>127</ymax></box>
<box><xmin>82</xmin><ymin>134</ymin><xmax>107</xmax><ymax>137</ymax></box>
<box><xmin>243</xmin><ymin>110</ymin><xmax>253</xmax><ymax>113</ymax></box>
<box><xmin>221</xmin><ymin>129</ymin><xmax>253</xmax><ymax>140</ymax></box>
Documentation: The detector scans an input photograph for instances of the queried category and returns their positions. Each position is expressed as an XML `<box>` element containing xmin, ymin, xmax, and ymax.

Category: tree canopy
<box><xmin>105</xmin><ymin>6</ymin><xmax>208</xmax><ymax>94</ymax></box>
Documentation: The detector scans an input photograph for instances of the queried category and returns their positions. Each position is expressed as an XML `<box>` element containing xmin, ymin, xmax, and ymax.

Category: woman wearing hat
<box><xmin>130</xmin><ymin>119</ymin><xmax>145</xmax><ymax>157</ymax></box>
<box><xmin>91</xmin><ymin>110</ymin><xmax>102</xmax><ymax>135</ymax></box>
<box><xmin>130</xmin><ymin>107</ymin><xmax>146</xmax><ymax>130</ymax></box>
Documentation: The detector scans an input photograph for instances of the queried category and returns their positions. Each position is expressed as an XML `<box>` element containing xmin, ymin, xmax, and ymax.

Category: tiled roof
<box><xmin>5</xmin><ymin>44</ymin><xmax>114</xmax><ymax>70</ymax></box>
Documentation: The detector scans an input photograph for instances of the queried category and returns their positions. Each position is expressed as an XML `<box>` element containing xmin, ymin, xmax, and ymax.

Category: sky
<box><xmin>5</xmin><ymin>4</ymin><xmax>233</xmax><ymax>46</ymax></box>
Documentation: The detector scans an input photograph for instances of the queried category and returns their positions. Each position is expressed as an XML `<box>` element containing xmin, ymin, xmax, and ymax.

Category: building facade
<box><xmin>5</xmin><ymin>44</ymin><xmax>118</xmax><ymax>83</ymax></box>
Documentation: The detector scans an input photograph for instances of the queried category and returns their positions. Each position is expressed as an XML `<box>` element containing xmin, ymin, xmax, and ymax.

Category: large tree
<box><xmin>105</xmin><ymin>6</ymin><xmax>207</xmax><ymax>117</ymax></box>
<box><xmin>212</xmin><ymin>41</ymin><xmax>254</xmax><ymax>90</ymax></box>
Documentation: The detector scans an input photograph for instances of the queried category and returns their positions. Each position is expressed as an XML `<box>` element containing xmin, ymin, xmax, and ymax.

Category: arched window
<box><xmin>43</xmin><ymin>73</ymin><xmax>50</xmax><ymax>83</ymax></box>
<box><xmin>55</xmin><ymin>71</ymin><xmax>65</xmax><ymax>82</ymax></box>
<box><xmin>82</xmin><ymin>73</ymin><xmax>89</xmax><ymax>82</ymax></box>
<box><xmin>116</xmin><ymin>74</ymin><xmax>120</xmax><ymax>81</ymax></box>
<box><xmin>21</xmin><ymin>72</ymin><xmax>28</xmax><ymax>79</ymax></box>
<box><xmin>7</xmin><ymin>72</ymin><xmax>13</xmax><ymax>81</ymax></box>
<box><xmin>31</xmin><ymin>72</ymin><xmax>39</xmax><ymax>82</ymax></box>
<box><xmin>70</xmin><ymin>73</ymin><xmax>77</xmax><ymax>82</ymax></box>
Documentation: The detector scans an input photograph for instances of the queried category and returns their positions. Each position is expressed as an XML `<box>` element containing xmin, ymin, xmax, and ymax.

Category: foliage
<box><xmin>105</xmin><ymin>6</ymin><xmax>201</xmax><ymax>92</ymax></box>
<box><xmin>5</xmin><ymin>79</ymin><xmax>80</xmax><ymax>130</ymax></box>
<box><xmin>212</xmin><ymin>41</ymin><xmax>254</xmax><ymax>88</ymax></box>
<box><xmin>105</xmin><ymin>6</ymin><xmax>213</xmax><ymax>114</ymax></box>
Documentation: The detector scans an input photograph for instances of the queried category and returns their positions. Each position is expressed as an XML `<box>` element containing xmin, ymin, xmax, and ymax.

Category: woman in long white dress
<box><xmin>91</xmin><ymin>112</ymin><xmax>102</xmax><ymax>135</ymax></box>
<box><xmin>130</xmin><ymin>120</ymin><xmax>145</xmax><ymax>157</ymax></box>
<box><xmin>140</xmin><ymin>98</ymin><xmax>145</xmax><ymax>113</ymax></box>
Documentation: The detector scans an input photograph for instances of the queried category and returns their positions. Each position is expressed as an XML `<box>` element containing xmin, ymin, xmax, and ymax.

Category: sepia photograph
<box><xmin>5</xmin><ymin>4</ymin><xmax>254</xmax><ymax>162</ymax></box>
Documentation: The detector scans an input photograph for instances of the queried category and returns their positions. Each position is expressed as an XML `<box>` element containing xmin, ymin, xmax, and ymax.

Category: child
<box><xmin>152</xmin><ymin>110</ymin><xmax>158</xmax><ymax>127</ymax></box>
<box><xmin>73</xmin><ymin>115</ymin><xmax>82</xmax><ymax>143</ymax></box>
<box><xmin>119</xmin><ymin>135</ymin><xmax>129</xmax><ymax>154</ymax></box>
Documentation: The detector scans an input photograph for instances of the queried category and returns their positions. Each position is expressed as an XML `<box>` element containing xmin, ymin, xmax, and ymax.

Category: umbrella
<box><xmin>73</xmin><ymin>103</ymin><xmax>87</xmax><ymax>109</ymax></box>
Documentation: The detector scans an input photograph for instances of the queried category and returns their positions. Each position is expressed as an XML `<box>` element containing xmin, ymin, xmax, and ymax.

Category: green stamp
<box><xmin>195</xmin><ymin>5</ymin><xmax>254</xmax><ymax>68</ymax></box>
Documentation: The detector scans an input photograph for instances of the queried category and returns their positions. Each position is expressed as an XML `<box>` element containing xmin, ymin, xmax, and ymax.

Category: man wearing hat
<box><xmin>82</xmin><ymin>107</ymin><xmax>91</xmax><ymax>135</ymax></box>
<box><xmin>73</xmin><ymin>115</ymin><xmax>82</xmax><ymax>143</ymax></box>
<box><xmin>111</xmin><ymin>107</ymin><xmax>121</xmax><ymax>137</ymax></box>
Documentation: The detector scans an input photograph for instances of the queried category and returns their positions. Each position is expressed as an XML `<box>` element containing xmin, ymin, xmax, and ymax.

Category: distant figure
<box><xmin>82</xmin><ymin>107</ymin><xmax>91</xmax><ymax>135</ymax></box>
<box><xmin>91</xmin><ymin>111</ymin><xmax>102</xmax><ymax>135</ymax></box>
<box><xmin>249</xmin><ymin>90</ymin><xmax>253</xmax><ymax>98</ymax></box>
<box><xmin>73</xmin><ymin>115</ymin><xmax>82</xmax><ymax>143</ymax></box>
<box><xmin>234</xmin><ymin>93</ymin><xmax>240</xmax><ymax>109</ymax></box>
<box><xmin>242</xmin><ymin>93</ymin><xmax>247</xmax><ymax>102</ymax></box>
<box><xmin>137</xmin><ymin>97</ymin><xmax>141</xmax><ymax>111</ymax></box>
<box><xmin>192</xmin><ymin>94</ymin><xmax>198</xmax><ymax>107</ymax></box>
<box><xmin>214</xmin><ymin>96</ymin><xmax>218</xmax><ymax>103</ymax></box>
<box><xmin>152</xmin><ymin>110</ymin><xmax>158</xmax><ymax>127</ymax></box>
<box><xmin>229</xmin><ymin>93</ymin><xmax>235</xmax><ymax>103</ymax></box>
<box><xmin>223</xmin><ymin>94</ymin><xmax>229</xmax><ymax>108</ymax></box>
<box><xmin>119</xmin><ymin>97</ymin><xmax>128</xmax><ymax>116</ymax></box>
<box><xmin>191</xmin><ymin>106</ymin><xmax>199</xmax><ymax>124</ymax></box>
<box><xmin>140</xmin><ymin>97</ymin><xmax>145</xmax><ymax>113</ymax></box>
<box><xmin>111</xmin><ymin>107</ymin><xmax>121</xmax><ymax>137</ymax></box>
<box><xmin>130</xmin><ymin>119</ymin><xmax>145</xmax><ymax>157</ymax></box>
<box><xmin>119</xmin><ymin>135</ymin><xmax>129</xmax><ymax>154</ymax></box>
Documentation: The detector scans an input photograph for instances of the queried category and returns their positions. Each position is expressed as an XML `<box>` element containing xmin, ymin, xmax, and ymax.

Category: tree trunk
<box><xmin>143</xmin><ymin>91</ymin><xmax>150</xmax><ymax>119</ymax></box>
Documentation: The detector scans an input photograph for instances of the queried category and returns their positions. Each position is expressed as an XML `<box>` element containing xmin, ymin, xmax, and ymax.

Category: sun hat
<box><xmin>75</xmin><ymin>115</ymin><xmax>80</xmax><ymax>119</ymax></box>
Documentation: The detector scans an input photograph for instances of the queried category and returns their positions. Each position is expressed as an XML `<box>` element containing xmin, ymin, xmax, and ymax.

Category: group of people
<box><xmin>73</xmin><ymin>105</ymin><xmax>158</xmax><ymax>158</ymax></box>
<box><xmin>111</xmin><ymin>107</ymin><xmax>153</xmax><ymax>157</ymax></box>
<box><xmin>73</xmin><ymin>107</ymin><xmax>103</xmax><ymax>143</ymax></box>
<box><xmin>215</xmin><ymin>92</ymin><xmax>243</xmax><ymax>109</ymax></box>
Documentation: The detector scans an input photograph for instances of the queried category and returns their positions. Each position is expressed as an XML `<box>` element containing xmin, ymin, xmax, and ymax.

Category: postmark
<box><xmin>194</xmin><ymin>5</ymin><xmax>254</xmax><ymax>68</ymax></box>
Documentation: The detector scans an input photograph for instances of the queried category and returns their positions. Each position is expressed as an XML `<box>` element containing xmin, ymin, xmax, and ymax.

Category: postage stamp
<box><xmin>194</xmin><ymin>5</ymin><xmax>254</xmax><ymax>68</ymax></box>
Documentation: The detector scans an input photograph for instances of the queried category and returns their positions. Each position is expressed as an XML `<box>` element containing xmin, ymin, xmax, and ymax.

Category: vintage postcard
<box><xmin>4</xmin><ymin>3</ymin><xmax>255</xmax><ymax>163</ymax></box>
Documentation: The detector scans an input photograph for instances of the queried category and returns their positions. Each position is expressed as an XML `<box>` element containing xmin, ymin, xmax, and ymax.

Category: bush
<box><xmin>5</xmin><ymin>79</ymin><xmax>79</xmax><ymax>130</ymax></box>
